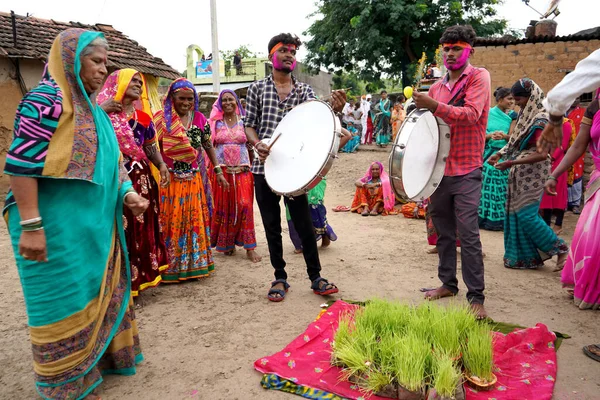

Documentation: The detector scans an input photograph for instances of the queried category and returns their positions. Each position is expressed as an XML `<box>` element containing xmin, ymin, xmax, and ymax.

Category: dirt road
<box><xmin>0</xmin><ymin>148</ymin><xmax>598</xmax><ymax>400</ymax></box>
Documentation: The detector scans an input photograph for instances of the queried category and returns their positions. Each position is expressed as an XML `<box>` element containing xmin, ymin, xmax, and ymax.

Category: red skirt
<box><xmin>124</xmin><ymin>160</ymin><xmax>168</xmax><ymax>296</ymax></box>
<box><xmin>210</xmin><ymin>168</ymin><xmax>257</xmax><ymax>252</ymax></box>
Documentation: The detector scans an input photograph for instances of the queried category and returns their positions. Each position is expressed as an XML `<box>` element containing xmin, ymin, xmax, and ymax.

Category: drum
<box><xmin>263</xmin><ymin>100</ymin><xmax>342</xmax><ymax>197</ymax></box>
<box><xmin>388</xmin><ymin>108</ymin><xmax>451</xmax><ymax>201</ymax></box>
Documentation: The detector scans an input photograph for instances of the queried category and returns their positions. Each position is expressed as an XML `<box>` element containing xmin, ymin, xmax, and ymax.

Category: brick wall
<box><xmin>472</xmin><ymin>39</ymin><xmax>600</xmax><ymax>189</ymax></box>
<box><xmin>472</xmin><ymin>39</ymin><xmax>600</xmax><ymax>97</ymax></box>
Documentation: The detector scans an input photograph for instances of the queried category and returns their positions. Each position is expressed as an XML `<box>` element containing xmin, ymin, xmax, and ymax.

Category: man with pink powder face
<box><xmin>245</xmin><ymin>33</ymin><xmax>347</xmax><ymax>303</ymax></box>
<box><xmin>412</xmin><ymin>25</ymin><xmax>491</xmax><ymax>320</ymax></box>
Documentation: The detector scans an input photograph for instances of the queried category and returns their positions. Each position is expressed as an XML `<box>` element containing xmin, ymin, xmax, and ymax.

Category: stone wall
<box><xmin>472</xmin><ymin>39</ymin><xmax>600</xmax><ymax>188</ymax></box>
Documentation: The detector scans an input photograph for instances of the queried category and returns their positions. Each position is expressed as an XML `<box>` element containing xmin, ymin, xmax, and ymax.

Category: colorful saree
<box><xmin>498</xmin><ymin>80</ymin><xmax>568</xmax><ymax>269</ymax></box>
<box><xmin>561</xmin><ymin>99</ymin><xmax>600</xmax><ymax>310</ymax></box>
<box><xmin>540</xmin><ymin>119</ymin><xmax>573</xmax><ymax>211</ymax></box>
<box><xmin>287</xmin><ymin>179</ymin><xmax>337</xmax><ymax>250</ymax></box>
<box><xmin>3</xmin><ymin>29</ymin><xmax>142</xmax><ymax>399</ymax></box>
<box><xmin>208</xmin><ymin>90</ymin><xmax>257</xmax><ymax>253</ymax></box>
<box><xmin>566</xmin><ymin>106</ymin><xmax>586</xmax><ymax>209</ymax></box>
<box><xmin>154</xmin><ymin>78</ymin><xmax>214</xmax><ymax>282</ymax></box>
<box><xmin>97</xmin><ymin>69</ymin><xmax>168</xmax><ymax>296</ymax></box>
<box><xmin>350</xmin><ymin>161</ymin><xmax>395</xmax><ymax>215</ymax></box>
<box><xmin>374</xmin><ymin>99</ymin><xmax>391</xmax><ymax>146</ymax></box>
<box><xmin>478</xmin><ymin>106</ymin><xmax>516</xmax><ymax>231</ymax></box>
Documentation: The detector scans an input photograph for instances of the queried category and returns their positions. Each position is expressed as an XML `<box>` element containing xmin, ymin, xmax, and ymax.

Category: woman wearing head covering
<box><xmin>539</xmin><ymin>117</ymin><xmax>574</xmax><ymax>235</ymax></box>
<box><xmin>391</xmin><ymin>99</ymin><xmax>406</xmax><ymax>143</ymax></box>
<box><xmin>374</xmin><ymin>90</ymin><xmax>392</xmax><ymax>147</ymax></box>
<box><xmin>153</xmin><ymin>78</ymin><xmax>229</xmax><ymax>282</ymax></box>
<box><xmin>478</xmin><ymin>87</ymin><xmax>517</xmax><ymax>231</ymax></box>
<box><xmin>4</xmin><ymin>28</ymin><xmax>147</xmax><ymax>399</ymax></box>
<box><xmin>97</xmin><ymin>69</ymin><xmax>170</xmax><ymax>296</ymax></box>
<box><xmin>488</xmin><ymin>78</ymin><xmax>569</xmax><ymax>270</ymax></box>
<box><xmin>208</xmin><ymin>89</ymin><xmax>260</xmax><ymax>262</ymax></box>
<box><xmin>351</xmin><ymin>161</ymin><xmax>395</xmax><ymax>216</ymax></box>
<box><xmin>545</xmin><ymin>90</ymin><xmax>600</xmax><ymax>310</ymax></box>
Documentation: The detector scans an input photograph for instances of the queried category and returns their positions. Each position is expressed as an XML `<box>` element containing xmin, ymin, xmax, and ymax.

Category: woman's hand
<box><xmin>491</xmin><ymin>131</ymin><xmax>505</xmax><ymax>140</ymax></box>
<box><xmin>159</xmin><ymin>163</ymin><xmax>170</xmax><ymax>187</ymax></box>
<box><xmin>216</xmin><ymin>173</ymin><xmax>230</xmax><ymax>191</ymax></box>
<box><xmin>124</xmin><ymin>193</ymin><xmax>149</xmax><ymax>216</ymax></box>
<box><xmin>100</xmin><ymin>98</ymin><xmax>123</xmax><ymax>114</ymax></box>
<box><xmin>495</xmin><ymin>161</ymin><xmax>512</xmax><ymax>171</ymax></box>
<box><xmin>544</xmin><ymin>178</ymin><xmax>558</xmax><ymax>196</ymax></box>
<box><xmin>19</xmin><ymin>230</ymin><xmax>47</xmax><ymax>262</ymax></box>
<box><xmin>487</xmin><ymin>153</ymin><xmax>501</xmax><ymax>166</ymax></box>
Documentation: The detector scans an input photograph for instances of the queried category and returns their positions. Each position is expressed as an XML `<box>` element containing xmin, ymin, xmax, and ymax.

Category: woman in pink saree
<box><xmin>545</xmin><ymin>96</ymin><xmax>600</xmax><ymax>311</ymax></box>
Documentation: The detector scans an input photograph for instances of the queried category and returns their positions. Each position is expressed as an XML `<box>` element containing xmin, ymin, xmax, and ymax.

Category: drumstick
<box><xmin>267</xmin><ymin>133</ymin><xmax>282</xmax><ymax>150</ymax></box>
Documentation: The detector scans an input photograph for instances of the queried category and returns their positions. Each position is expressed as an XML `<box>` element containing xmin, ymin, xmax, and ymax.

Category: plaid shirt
<box><xmin>429</xmin><ymin>64</ymin><xmax>491</xmax><ymax>176</ymax></box>
<box><xmin>244</xmin><ymin>74</ymin><xmax>316</xmax><ymax>174</ymax></box>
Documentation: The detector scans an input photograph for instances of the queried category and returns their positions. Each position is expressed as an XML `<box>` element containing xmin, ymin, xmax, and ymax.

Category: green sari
<box><xmin>478</xmin><ymin>106</ymin><xmax>516</xmax><ymax>231</ymax></box>
<box><xmin>3</xmin><ymin>29</ymin><xmax>141</xmax><ymax>399</ymax></box>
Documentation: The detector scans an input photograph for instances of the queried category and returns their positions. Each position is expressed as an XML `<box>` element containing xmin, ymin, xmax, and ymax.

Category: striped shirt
<box><xmin>244</xmin><ymin>74</ymin><xmax>316</xmax><ymax>175</ymax></box>
<box><xmin>429</xmin><ymin>64</ymin><xmax>491</xmax><ymax>176</ymax></box>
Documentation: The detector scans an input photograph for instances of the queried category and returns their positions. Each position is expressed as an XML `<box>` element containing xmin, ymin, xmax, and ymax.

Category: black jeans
<box><xmin>429</xmin><ymin>169</ymin><xmax>485</xmax><ymax>304</ymax></box>
<box><xmin>254</xmin><ymin>174</ymin><xmax>322</xmax><ymax>282</ymax></box>
<box><xmin>542</xmin><ymin>209</ymin><xmax>565</xmax><ymax>227</ymax></box>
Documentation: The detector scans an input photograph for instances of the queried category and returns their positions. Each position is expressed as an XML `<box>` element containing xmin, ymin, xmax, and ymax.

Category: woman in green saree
<box><xmin>3</xmin><ymin>29</ymin><xmax>148</xmax><ymax>399</ymax></box>
<box><xmin>478</xmin><ymin>87</ymin><xmax>517</xmax><ymax>230</ymax></box>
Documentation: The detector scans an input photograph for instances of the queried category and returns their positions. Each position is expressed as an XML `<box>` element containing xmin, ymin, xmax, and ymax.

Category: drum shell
<box><xmin>264</xmin><ymin>100</ymin><xmax>342</xmax><ymax>197</ymax></box>
<box><xmin>388</xmin><ymin>108</ymin><xmax>451</xmax><ymax>201</ymax></box>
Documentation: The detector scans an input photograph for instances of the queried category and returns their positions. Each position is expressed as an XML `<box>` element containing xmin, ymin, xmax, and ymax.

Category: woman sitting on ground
<box><xmin>351</xmin><ymin>161</ymin><xmax>395</xmax><ymax>216</ymax></box>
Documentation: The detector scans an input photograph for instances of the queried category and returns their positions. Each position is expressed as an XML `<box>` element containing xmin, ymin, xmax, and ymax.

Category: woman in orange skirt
<box><xmin>351</xmin><ymin>161</ymin><xmax>395</xmax><ymax>216</ymax></box>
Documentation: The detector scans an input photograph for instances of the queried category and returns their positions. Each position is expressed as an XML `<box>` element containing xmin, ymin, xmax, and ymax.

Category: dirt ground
<box><xmin>0</xmin><ymin>148</ymin><xmax>599</xmax><ymax>400</ymax></box>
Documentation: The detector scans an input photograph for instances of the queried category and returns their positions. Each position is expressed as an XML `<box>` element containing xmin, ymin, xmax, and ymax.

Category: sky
<box><xmin>3</xmin><ymin>0</ymin><xmax>598</xmax><ymax>73</ymax></box>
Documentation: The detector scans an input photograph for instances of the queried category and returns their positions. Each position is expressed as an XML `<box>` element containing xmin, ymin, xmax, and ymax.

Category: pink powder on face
<box><xmin>272</xmin><ymin>46</ymin><xmax>296</xmax><ymax>72</ymax></box>
<box><xmin>443</xmin><ymin>47</ymin><xmax>471</xmax><ymax>71</ymax></box>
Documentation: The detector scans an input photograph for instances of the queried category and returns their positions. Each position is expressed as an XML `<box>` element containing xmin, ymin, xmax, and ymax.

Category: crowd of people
<box><xmin>3</xmin><ymin>22</ymin><xmax>599</xmax><ymax>399</ymax></box>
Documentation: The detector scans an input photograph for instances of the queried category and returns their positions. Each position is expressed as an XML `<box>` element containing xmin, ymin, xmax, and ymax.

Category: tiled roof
<box><xmin>475</xmin><ymin>26</ymin><xmax>600</xmax><ymax>47</ymax></box>
<box><xmin>0</xmin><ymin>11</ymin><xmax>180</xmax><ymax>79</ymax></box>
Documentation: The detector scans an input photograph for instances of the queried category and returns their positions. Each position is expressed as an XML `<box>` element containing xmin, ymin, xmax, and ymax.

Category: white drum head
<box><xmin>402</xmin><ymin>112</ymin><xmax>440</xmax><ymax>198</ymax></box>
<box><xmin>265</xmin><ymin>101</ymin><xmax>337</xmax><ymax>195</ymax></box>
<box><xmin>388</xmin><ymin>109</ymin><xmax>450</xmax><ymax>201</ymax></box>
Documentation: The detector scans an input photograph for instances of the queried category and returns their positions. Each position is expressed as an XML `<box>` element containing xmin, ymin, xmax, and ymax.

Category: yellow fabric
<box><xmin>42</xmin><ymin>35</ymin><xmax>77</xmax><ymax>178</ymax></box>
<box><xmin>144</xmin><ymin>74</ymin><xmax>164</xmax><ymax>114</ymax></box>
<box><xmin>114</xmin><ymin>68</ymin><xmax>152</xmax><ymax>116</ymax></box>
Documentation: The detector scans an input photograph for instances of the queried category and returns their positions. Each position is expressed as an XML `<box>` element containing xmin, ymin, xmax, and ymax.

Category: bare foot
<box><xmin>361</xmin><ymin>207</ymin><xmax>370</xmax><ymax>216</ymax></box>
<box><xmin>554</xmin><ymin>252</ymin><xmax>568</xmax><ymax>272</ymax></box>
<box><xmin>470</xmin><ymin>303</ymin><xmax>488</xmax><ymax>320</ymax></box>
<box><xmin>294</xmin><ymin>248</ymin><xmax>303</xmax><ymax>254</ymax></box>
<box><xmin>553</xmin><ymin>226</ymin><xmax>563</xmax><ymax>236</ymax></box>
<box><xmin>424</xmin><ymin>287</ymin><xmax>455</xmax><ymax>300</ymax></box>
<box><xmin>426</xmin><ymin>247</ymin><xmax>438</xmax><ymax>254</ymax></box>
<box><xmin>224</xmin><ymin>249</ymin><xmax>235</xmax><ymax>256</ymax></box>
<box><xmin>322</xmin><ymin>236</ymin><xmax>331</xmax><ymax>248</ymax></box>
<box><xmin>246</xmin><ymin>249</ymin><xmax>261</xmax><ymax>263</ymax></box>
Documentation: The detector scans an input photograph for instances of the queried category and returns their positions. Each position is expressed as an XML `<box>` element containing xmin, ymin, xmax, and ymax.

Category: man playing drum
<box><xmin>413</xmin><ymin>25</ymin><xmax>490</xmax><ymax>319</ymax></box>
<box><xmin>245</xmin><ymin>33</ymin><xmax>346</xmax><ymax>302</ymax></box>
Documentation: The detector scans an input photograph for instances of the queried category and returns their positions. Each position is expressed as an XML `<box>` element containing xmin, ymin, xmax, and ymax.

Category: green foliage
<box><xmin>304</xmin><ymin>0</ymin><xmax>508</xmax><ymax>85</ymax></box>
<box><xmin>220</xmin><ymin>44</ymin><xmax>257</xmax><ymax>61</ymax></box>
<box><xmin>463</xmin><ymin>323</ymin><xmax>495</xmax><ymax>381</ymax></box>
<box><xmin>331</xmin><ymin>299</ymin><xmax>494</xmax><ymax>396</ymax></box>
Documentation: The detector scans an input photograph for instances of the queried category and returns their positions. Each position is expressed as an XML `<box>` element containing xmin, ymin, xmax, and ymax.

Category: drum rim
<box><xmin>388</xmin><ymin>108</ymin><xmax>450</xmax><ymax>202</ymax></box>
<box><xmin>265</xmin><ymin>100</ymin><xmax>341</xmax><ymax>197</ymax></box>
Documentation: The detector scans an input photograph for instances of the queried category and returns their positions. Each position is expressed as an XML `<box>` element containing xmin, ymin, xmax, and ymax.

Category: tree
<box><xmin>304</xmin><ymin>0</ymin><xmax>508</xmax><ymax>86</ymax></box>
<box><xmin>220</xmin><ymin>44</ymin><xmax>257</xmax><ymax>62</ymax></box>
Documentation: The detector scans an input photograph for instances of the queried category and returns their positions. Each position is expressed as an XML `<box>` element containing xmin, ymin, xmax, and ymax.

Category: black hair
<box><xmin>268</xmin><ymin>33</ymin><xmax>302</xmax><ymax>54</ymax></box>
<box><xmin>493</xmin><ymin>87</ymin><xmax>512</xmax><ymax>102</ymax></box>
<box><xmin>380</xmin><ymin>90</ymin><xmax>387</xmax><ymax>95</ymax></box>
<box><xmin>397</xmin><ymin>94</ymin><xmax>406</xmax><ymax>103</ymax></box>
<box><xmin>439</xmin><ymin>25</ymin><xmax>477</xmax><ymax>46</ymax></box>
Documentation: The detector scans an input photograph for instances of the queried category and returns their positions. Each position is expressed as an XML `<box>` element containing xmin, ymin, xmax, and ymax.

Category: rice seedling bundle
<box><xmin>331</xmin><ymin>299</ymin><xmax>494</xmax><ymax>398</ymax></box>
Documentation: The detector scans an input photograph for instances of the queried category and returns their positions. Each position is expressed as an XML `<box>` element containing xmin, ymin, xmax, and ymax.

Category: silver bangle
<box><xmin>123</xmin><ymin>191</ymin><xmax>137</xmax><ymax>202</ymax></box>
<box><xmin>20</xmin><ymin>217</ymin><xmax>42</xmax><ymax>226</ymax></box>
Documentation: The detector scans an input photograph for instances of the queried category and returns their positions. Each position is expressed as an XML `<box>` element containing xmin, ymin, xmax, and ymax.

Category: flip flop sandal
<box><xmin>583</xmin><ymin>344</ymin><xmax>600</xmax><ymax>362</ymax></box>
<box><xmin>332</xmin><ymin>205</ymin><xmax>350</xmax><ymax>212</ymax></box>
<box><xmin>267</xmin><ymin>279</ymin><xmax>290</xmax><ymax>302</ymax></box>
<box><xmin>311</xmin><ymin>277</ymin><xmax>339</xmax><ymax>296</ymax></box>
